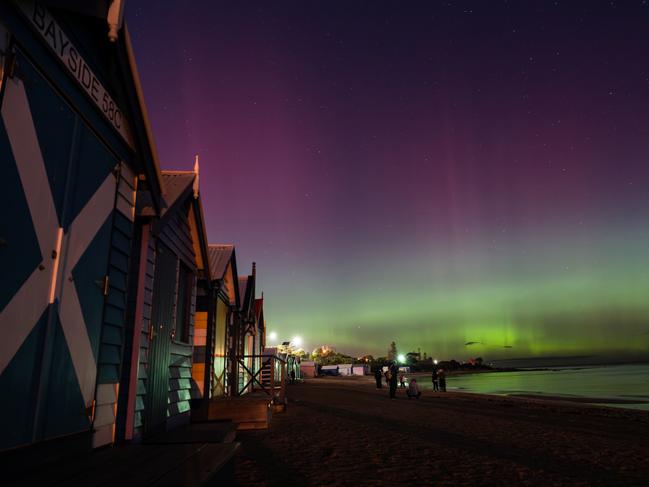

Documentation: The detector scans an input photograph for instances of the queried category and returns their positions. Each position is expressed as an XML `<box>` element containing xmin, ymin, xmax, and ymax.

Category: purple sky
<box><xmin>126</xmin><ymin>1</ymin><xmax>649</xmax><ymax>359</ymax></box>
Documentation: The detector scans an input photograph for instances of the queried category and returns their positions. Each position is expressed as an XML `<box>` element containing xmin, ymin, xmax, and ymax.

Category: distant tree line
<box><xmin>310</xmin><ymin>342</ymin><xmax>491</xmax><ymax>372</ymax></box>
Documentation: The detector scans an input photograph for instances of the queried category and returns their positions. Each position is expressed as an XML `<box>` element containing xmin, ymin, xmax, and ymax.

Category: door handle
<box><xmin>149</xmin><ymin>322</ymin><xmax>157</xmax><ymax>340</ymax></box>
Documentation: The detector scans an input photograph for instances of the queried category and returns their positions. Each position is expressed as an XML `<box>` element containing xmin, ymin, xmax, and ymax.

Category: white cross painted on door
<box><xmin>0</xmin><ymin>75</ymin><xmax>116</xmax><ymax>407</ymax></box>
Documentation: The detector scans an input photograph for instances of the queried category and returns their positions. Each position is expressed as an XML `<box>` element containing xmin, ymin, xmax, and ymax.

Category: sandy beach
<box><xmin>233</xmin><ymin>376</ymin><xmax>649</xmax><ymax>486</ymax></box>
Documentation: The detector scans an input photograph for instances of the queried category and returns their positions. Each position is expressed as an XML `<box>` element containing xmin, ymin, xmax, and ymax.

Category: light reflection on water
<box><xmin>425</xmin><ymin>364</ymin><xmax>649</xmax><ymax>410</ymax></box>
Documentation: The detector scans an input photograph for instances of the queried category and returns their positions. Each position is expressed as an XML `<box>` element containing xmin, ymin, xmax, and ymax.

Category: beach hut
<box><xmin>300</xmin><ymin>361</ymin><xmax>318</xmax><ymax>378</ymax></box>
<box><xmin>0</xmin><ymin>1</ymin><xmax>163</xmax><ymax>451</ymax></box>
<box><xmin>191</xmin><ymin>244</ymin><xmax>240</xmax><ymax>413</ymax></box>
<box><xmin>321</xmin><ymin>365</ymin><xmax>340</xmax><ymax>376</ymax></box>
<box><xmin>236</xmin><ymin>268</ymin><xmax>257</xmax><ymax>395</ymax></box>
<box><xmin>118</xmin><ymin>167</ymin><xmax>211</xmax><ymax>440</ymax></box>
<box><xmin>337</xmin><ymin>364</ymin><xmax>354</xmax><ymax>376</ymax></box>
<box><xmin>352</xmin><ymin>363</ymin><xmax>370</xmax><ymax>376</ymax></box>
<box><xmin>337</xmin><ymin>364</ymin><xmax>369</xmax><ymax>376</ymax></box>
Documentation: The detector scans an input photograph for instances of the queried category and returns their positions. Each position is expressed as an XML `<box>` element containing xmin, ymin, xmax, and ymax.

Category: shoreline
<box><xmin>315</xmin><ymin>370</ymin><xmax>649</xmax><ymax>410</ymax></box>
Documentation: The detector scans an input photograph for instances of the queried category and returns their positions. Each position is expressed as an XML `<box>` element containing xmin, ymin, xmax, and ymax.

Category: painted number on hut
<box><xmin>17</xmin><ymin>1</ymin><xmax>134</xmax><ymax>148</ymax></box>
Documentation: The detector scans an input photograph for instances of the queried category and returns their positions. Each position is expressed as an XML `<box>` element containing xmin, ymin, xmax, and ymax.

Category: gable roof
<box><xmin>208</xmin><ymin>245</ymin><xmax>235</xmax><ymax>281</ymax></box>
<box><xmin>160</xmin><ymin>171</ymin><xmax>195</xmax><ymax>210</ymax></box>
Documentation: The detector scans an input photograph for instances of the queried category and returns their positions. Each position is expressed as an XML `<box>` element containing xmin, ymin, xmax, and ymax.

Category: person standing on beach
<box><xmin>374</xmin><ymin>367</ymin><xmax>383</xmax><ymax>388</ymax></box>
<box><xmin>438</xmin><ymin>368</ymin><xmax>447</xmax><ymax>392</ymax></box>
<box><xmin>388</xmin><ymin>362</ymin><xmax>398</xmax><ymax>399</ymax></box>
<box><xmin>431</xmin><ymin>368</ymin><xmax>439</xmax><ymax>392</ymax></box>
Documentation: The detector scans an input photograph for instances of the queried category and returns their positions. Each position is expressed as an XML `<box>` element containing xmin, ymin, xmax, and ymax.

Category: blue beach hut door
<box><xmin>145</xmin><ymin>243</ymin><xmax>177</xmax><ymax>435</ymax></box>
<box><xmin>0</xmin><ymin>50</ymin><xmax>123</xmax><ymax>449</ymax></box>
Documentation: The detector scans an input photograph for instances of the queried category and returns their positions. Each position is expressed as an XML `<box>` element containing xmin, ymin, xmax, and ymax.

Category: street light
<box><xmin>292</xmin><ymin>336</ymin><xmax>302</xmax><ymax>347</ymax></box>
<box><xmin>433</xmin><ymin>359</ymin><xmax>438</xmax><ymax>365</ymax></box>
<box><xmin>397</xmin><ymin>353</ymin><xmax>406</xmax><ymax>364</ymax></box>
<box><xmin>268</xmin><ymin>331</ymin><xmax>278</xmax><ymax>342</ymax></box>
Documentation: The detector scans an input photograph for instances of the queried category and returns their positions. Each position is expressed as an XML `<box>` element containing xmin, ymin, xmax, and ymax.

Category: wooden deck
<box><xmin>207</xmin><ymin>393</ymin><xmax>275</xmax><ymax>430</ymax></box>
<box><xmin>2</xmin><ymin>423</ymin><xmax>239</xmax><ymax>487</ymax></box>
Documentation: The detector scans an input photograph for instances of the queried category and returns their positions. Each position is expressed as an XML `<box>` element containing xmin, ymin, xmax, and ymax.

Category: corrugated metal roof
<box><xmin>208</xmin><ymin>244</ymin><xmax>234</xmax><ymax>280</ymax></box>
<box><xmin>238</xmin><ymin>276</ymin><xmax>249</xmax><ymax>306</ymax></box>
<box><xmin>161</xmin><ymin>171</ymin><xmax>194</xmax><ymax>209</ymax></box>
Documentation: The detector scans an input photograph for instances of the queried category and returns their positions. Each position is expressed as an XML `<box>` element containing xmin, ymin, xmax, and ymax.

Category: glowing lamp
<box><xmin>433</xmin><ymin>359</ymin><xmax>438</xmax><ymax>365</ymax></box>
<box><xmin>292</xmin><ymin>336</ymin><xmax>303</xmax><ymax>347</ymax></box>
<box><xmin>269</xmin><ymin>331</ymin><xmax>278</xmax><ymax>342</ymax></box>
<box><xmin>397</xmin><ymin>354</ymin><xmax>406</xmax><ymax>363</ymax></box>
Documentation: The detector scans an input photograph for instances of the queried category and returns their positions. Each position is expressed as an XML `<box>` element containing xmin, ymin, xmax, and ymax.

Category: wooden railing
<box><xmin>234</xmin><ymin>354</ymin><xmax>287</xmax><ymax>404</ymax></box>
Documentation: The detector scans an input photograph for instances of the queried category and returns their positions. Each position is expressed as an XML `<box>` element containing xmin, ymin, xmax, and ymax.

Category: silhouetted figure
<box><xmin>290</xmin><ymin>369</ymin><xmax>296</xmax><ymax>384</ymax></box>
<box><xmin>438</xmin><ymin>368</ymin><xmax>446</xmax><ymax>392</ymax></box>
<box><xmin>388</xmin><ymin>362</ymin><xmax>398</xmax><ymax>399</ymax></box>
<box><xmin>407</xmin><ymin>378</ymin><xmax>421</xmax><ymax>399</ymax></box>
<box><xmin>431</xmin><ymin>368</ymin><xmax>439</xmax><ymax>392</ymax></box>
<box><xmin>374</xmin><ymin>368</ymin><xmax>383</xmax><ymax>388</ymax></box>
<box><xmin>399</xmin><ymin>374</ymin><xmax>406</xmax><ymax>388</ymax></box>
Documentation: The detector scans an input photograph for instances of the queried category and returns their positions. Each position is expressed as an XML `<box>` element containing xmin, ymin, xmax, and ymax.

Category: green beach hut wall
<box><xmin>118</xmin><ymin>168</ymin><xmax>211</xmax><ymax>440</ymax></box>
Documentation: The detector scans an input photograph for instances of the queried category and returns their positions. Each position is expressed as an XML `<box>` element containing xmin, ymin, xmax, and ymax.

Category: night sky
<box><xmin>126</xmin><ymin>1</ymin><xmax>649</xmax><ymax>361</ymax></box>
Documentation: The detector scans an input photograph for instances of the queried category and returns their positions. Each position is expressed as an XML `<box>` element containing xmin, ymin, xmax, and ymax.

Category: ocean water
<box><xmin>429</xmin><ymin>364</ymin><xmax>649</xmax><ymax>410</ymax></box>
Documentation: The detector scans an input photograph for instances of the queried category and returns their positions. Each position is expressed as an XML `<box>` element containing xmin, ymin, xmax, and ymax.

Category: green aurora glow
<box><xmin>262</xmin><ymin>225</ymin><xmax>649</xmax><ymax>361</ymax></box>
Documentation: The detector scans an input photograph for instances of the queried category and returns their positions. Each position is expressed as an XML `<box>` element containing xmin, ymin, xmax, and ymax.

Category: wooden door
<box><xmin>145</xmin><ymin>243</ymin><xmax>177</xmax><ymax>435</ymax></box>
<box><xmin>0</xmin><ymin>49</ymin><xmax>118</xmax><ymax>449</ymax></box>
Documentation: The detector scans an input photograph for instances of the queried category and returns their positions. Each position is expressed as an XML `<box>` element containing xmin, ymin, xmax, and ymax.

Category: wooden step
<box><xmin>208</xmin><ymin>396</ymin><xmax>272</xmax><ymax>430</ymax></box>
